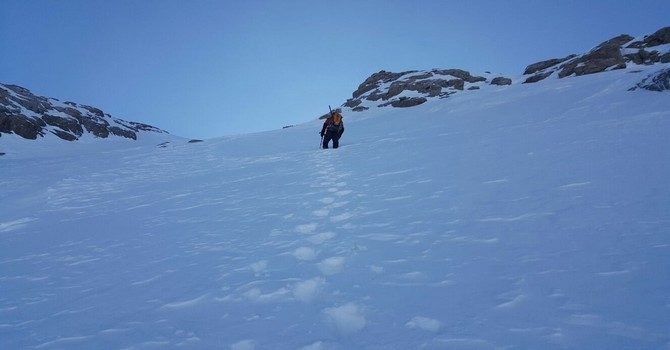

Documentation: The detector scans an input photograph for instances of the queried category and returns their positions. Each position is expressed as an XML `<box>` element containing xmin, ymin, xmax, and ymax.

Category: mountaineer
<box><xmin>320</xmin><ymin>110</ymin><xmax>345</xmax><ymax>149</ymax></box>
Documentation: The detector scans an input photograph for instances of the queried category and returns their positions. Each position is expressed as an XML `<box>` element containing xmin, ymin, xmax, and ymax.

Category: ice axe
<box><xmin>318</xmin><ymin>106</ymin><xmax>334</xmax><ymax>149</ymax></box>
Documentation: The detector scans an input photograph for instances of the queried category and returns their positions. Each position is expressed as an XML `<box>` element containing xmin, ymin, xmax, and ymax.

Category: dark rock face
<box><xmin>625</xmin><ymin>49</ymin><xmax>670</xmax><ymax>65</ymax></box>
<box><xmin>391</xmin><ymin>97</ymin><xmax>427</xmax><ymax>108</ymax></box>
<box><xmin>491</xmin><ymin>77</ymin><xmax>512</xmax><ymax>86</ymax></box>
<box><xmin>433</xmin><ymin>69</ymin><xmax>487</xmax><ymax>83</ymax></box>
<box><xmin>523</xmin><ymin>27</ymin><xmax>670</xmax><ymax>84</ymax></box>
<box><xmin>0</xmin><ymin>83</ymin><xmax>168</xmax><ymax>141</ymax></box>
<box><xmin>624</xmin><ymin>27</ymin><xmax>670</xmax><ymax>65</ymax></box>
<box><xmin>378</xmin><ymin>97</ymin><xmax>428</xmax><ymax>108</ymax></box>
<box><xmin>42</xmin><ymin>114</ymin><xmax>84</xmax><ymax>136</ymax></box>
<box><xmin>557</xmin><ymin>35</ymin><xmax>632</xmax><ymax>78</ymax></box>
<box><xmin>630</xmin><ymin>68</ymin><xmax>670</xmax><ymax>92</ymax></box>
<box><xmin>627</xmin><ymin>27</ymin><xmax>670</xmax><ymax>48</ymax></box>
<box><xmin>0</xmin><ymin>114</ymin><xmax>45</xmax><ymax>139</ymax></box>
<box><xmin>351</xmin><ymin>70</ymin><xmax>416</xmax><ymax>99</ymax></box>
<box><xmin>523</xmin><ymin>71</ymin><xmax>552</xmax><ymax>84</ymax></box>
<box><xmin>524</xmin><ymin>56</ymin><xmax>576</xmax><ymax>75</ymax></box>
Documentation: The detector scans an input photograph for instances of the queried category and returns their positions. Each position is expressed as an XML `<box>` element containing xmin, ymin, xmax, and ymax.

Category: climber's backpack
<box><xmin>327</xmin><ymin>113</ymin><xmax>343</xmax><ymax>133</ymax></box>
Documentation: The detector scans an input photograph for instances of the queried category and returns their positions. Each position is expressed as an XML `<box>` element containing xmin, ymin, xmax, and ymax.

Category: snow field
<box><xmin>1</xmin><ymin>64</ymin><xmax>670</xmax><ymax>349</ymax></box>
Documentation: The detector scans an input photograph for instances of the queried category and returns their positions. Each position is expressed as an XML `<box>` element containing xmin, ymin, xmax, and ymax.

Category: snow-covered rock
<box><xmin>342</xmin><ymin>26</ymin><xmax>670</xmax><ymax>114</ymax></box>
<box><xmin>0</xmin><ymin>83</ymin><xmax>169</xmax><ymax>141</ymax></box>
<box><xmin>523</xmin><ymin>26</ymin><xmax>670</xmax><ymax>83</ymax></box>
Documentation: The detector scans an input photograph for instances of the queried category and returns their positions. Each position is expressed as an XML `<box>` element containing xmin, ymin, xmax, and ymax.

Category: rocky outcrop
<box><xmin>490</xmin><ymin>77</ymin><xmax>512</xmax><ymax>86</ymax></box>
<box><xmin>523</xmin><ymin>26</ymin><xmax>670</xmax><ymax>83</ymax></box>
<box><xmin>629</xmin><ymin>68</ymin><xmax>670</xmax><ymax>92</ymax></box>
<box><xmin>379</xmin><ymin>97</ymin><xmax>428</xmax><ymax>108</ymax></box>
<box><xmin>558</xmin><ymin>35</ymin><xmax>631</xmax><ymax>78</ymax></box>
<box><xmin>0</xmin><ymin>83</ymin><xmax>168</xmax><ymax>141</ymax></box>
<box><xmin>626</xmin><ymin>26</ymin><xmax>670</xmax><ymax>49</ymax></box>
<box><xmin>344</xmin><ymin>69</ymin><xmax>507</xmax><ymax>111</ymax></box>
<box><xmin>339</xmin><ymin>26</ymin><xmax>670</xmax><ymax>116</ymax></box>
<box><xmin>351</xmin><ymin>70</ymin><xmax>416</xmax><ymax>99</ymax></box>
<box><xmin>523</xmin><ymin>56</ymin><xmax>577</xmax><ymax>75</ymax></box>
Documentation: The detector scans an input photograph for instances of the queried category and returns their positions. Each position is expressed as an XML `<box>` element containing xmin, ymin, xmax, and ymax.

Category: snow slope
<box><xmin>2</xmin><ymin>65</ymin><xmax>670</xmax><ymax>349</ymax></box>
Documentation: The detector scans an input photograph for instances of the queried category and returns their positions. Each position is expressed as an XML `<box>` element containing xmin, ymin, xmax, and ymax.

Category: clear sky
<box><xmin>1</xmin><ymin>0</ymin><xmax>669</xmax><ymax>139</ymax></box>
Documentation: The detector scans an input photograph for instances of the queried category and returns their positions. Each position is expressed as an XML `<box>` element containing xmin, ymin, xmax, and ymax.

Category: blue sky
<box><xmin>2</xmin><ymin>0</ymin><xmax>669</xmax><ymax>139</ymax></box>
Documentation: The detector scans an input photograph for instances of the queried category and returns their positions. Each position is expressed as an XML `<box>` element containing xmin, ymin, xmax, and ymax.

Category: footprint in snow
<box><xmin>312</xmin><ymin>208</ymin><xmax>330</xmax><ymax>217</ymax></box>
<box><xmin>319</xmin><ymin>197</ymin><xmax>335</xmax><ymax>204</ymax></box>
<box><xmin>295</xmin><ymin>223</ymin><xmax>318</xmax><ymax>234</ymax></box>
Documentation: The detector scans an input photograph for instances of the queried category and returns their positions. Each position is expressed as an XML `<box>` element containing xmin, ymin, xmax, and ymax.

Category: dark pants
<box><xmin>322</xmin><ymin>132</ymin><xmax>340</xmax><ymax>149</ymax></box>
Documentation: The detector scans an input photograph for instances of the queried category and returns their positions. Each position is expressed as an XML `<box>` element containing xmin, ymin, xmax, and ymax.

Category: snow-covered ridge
<box><xmin>0</xmin><ymin>83</ymin><xmax>169</xmax><ymax>141</ymax></box>
<box><xmin>344</xmin><ymin>26</ymin><xmax>670</xmax><ymax>112</ymax></box>
<box><xmin>343</xmin><ymin>69</ymin><xmax>513</xmax><ymax>112</ymax></box>
<box><xmin>2</xmin><ymin>26</ymin><xmax>668</xmax><ymax>145</ymax></box>
<box><xmin>523</xmin><ymin>26</ymin><xmax>670</xmax><ymax>83</ymax></box>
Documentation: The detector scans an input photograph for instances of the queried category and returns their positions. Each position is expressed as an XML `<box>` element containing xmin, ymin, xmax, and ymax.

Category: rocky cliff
<box><xmin>523</xmin><ymin>27</ymin><xmax>670</xmax><ymax>83</ymax></box>
<box><xmin>343</xmin><ymin>69</ymin><xmax>512</xmax><ymax>112</ymax></box>
<box><xmin>0</xmin><ymin>83</ymin><xmax>168</xmax><ymax>141</ymax></box>
<box><xmin>343</xmin><ymin>26</ymin><xmax>670</xmax><ymax>112</ymax></box>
